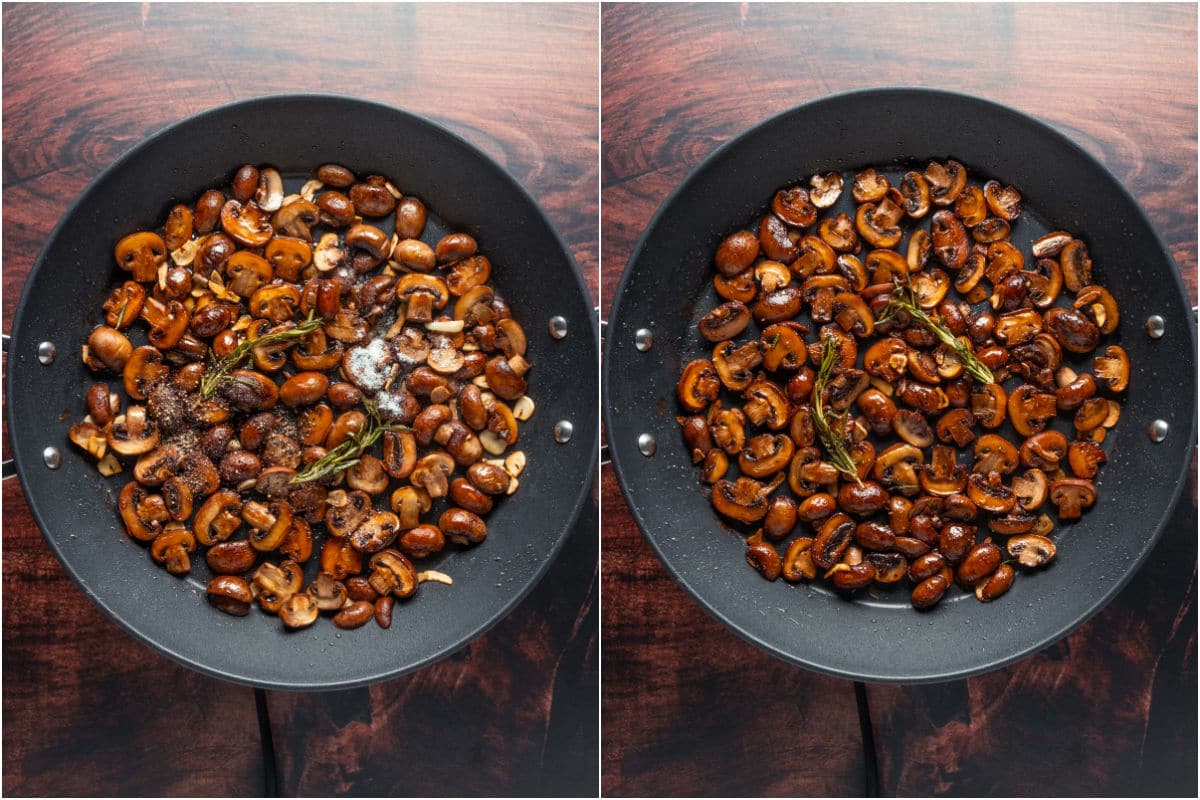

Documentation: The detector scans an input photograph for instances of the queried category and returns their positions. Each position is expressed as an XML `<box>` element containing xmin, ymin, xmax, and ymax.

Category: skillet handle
<box><xmin>596</xmin><ymin>306</ymin><xmax>610</xmax><ymax>466</ymax></box>
<box><xmin>1</xmin><ymin>335</ymin><xmax>11</xmax><ymax>479</ymax></box>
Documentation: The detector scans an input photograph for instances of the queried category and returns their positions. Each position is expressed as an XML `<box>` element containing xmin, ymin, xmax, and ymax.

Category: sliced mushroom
<box><xmin>1008</xmin><ymin>384</ymin><xmax>1057</xmax><ymax>437</ymax></box>
<box><xmin>930</xmin><ymin>210</ymin><xmax>968</xmax><ymax>269</ymax></box>
<box><xmin>1093</xmin><ymin>345</ymin><xmax>1129</xmax><ymax>393</ymax></box>
<box><xmin>809</xmin><ymin>173</ymin><xmax>843</xmax><ymax>208</ymax></box>
<box><xmin>1011</xmin><ymin>468</ymin><xmax>1049</xmax><ymax>511</ymax></box>
<box><xmin>852</xmin><ymin>168</ymin><xmax>889</xmax><ymax>203</ymax></box>
<box><xmin>114</xmin><ymin>231</ymin><xmax>167</xmax><ymax>282</ymax></box>
<box><xmin>973</xmin><ymin>433</ymin><xmax>1019</xmax><ymax>475</ymax></box>
<box><xmin>925</xmin><ymin>159</ymin><xmax>967</xmax><ymax>206</ymax></box>
<box><xmin>1059</xmin><ymin>239</ymin><xmax>1093</xmax><ymax>292</ymax></box>
<box><xmin>676</xmin><ymin>362</ymin><xmax>720</xmax><ymax>412</ymax></box>
<box><xmin>106</xmin><ymin>406</ymin><xmax>160</xmax><ymax>455</ymax></box>
<box><xmin>967</xmin><ymin>471</ymin><xmax>1017</xmax><ymax>514</ymax></box>
<box><xmin>367</xmin><ymin>549</ymin><xmax>419</xmax><ymax>599</ymax></box>
<box><xmin>855</xmin><ymin>202</ymin><xmax>902</xmax><ymax>249</ymax></box>
<box><xmin>1007</xmin><ymin>534</ymin><xmax>1056</xmax><ymax>568</ymax></box>
<box><xmin>697</xmin><ymin>301</ymin><xmax>751</xmax><ymax>342</ymax></box>
<box><xmin>772</xmin><ymin>186</ymin><xmax>817</xmax><ymax>227</ymax></box>
<box><xmin>1020</xmin><ymin>430</ymin><xmax>1069</xmax><ymax>471</ymax></box>
<box><xmin>220</xmin><ymin>200</ymin><xmax>273</xmax><ymax>247</ymax></box>
<box><xmin>252</xmin><ymin>166</ymin><xmax>284</xmax><ymax>212</ymax></box>
<box><xmin>150</xmin><ymin>525</ymin><xmax>196</xmax><ymax>575</ymax></box>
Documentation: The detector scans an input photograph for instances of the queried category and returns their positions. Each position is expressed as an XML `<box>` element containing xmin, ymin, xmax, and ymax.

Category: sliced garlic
<box><xmin>417</xmin><ymin>570</ymin><xmax>452</xmax><ymax>585</ymax></box>
<box><xmin>96</xmin><ymin>452</ymin><xmax>123</xmax><ymax>477</ymax></box>
<box><xmin>300</xmin><ymin>179</ymin><xmax>323</xmax><ymax>202</ymax></box>
<box><xmin>479</xmin><ymin>430</ymin><xmax>508</xmax><ymax>456</ymax></box>
<box><xmin>170</xmin><ymin>238</ymin><xmax>201</xmax><ymax>267</ymax></box>
<box><xmin>504</xmin><ymin>450</ymin><xmax>526</xmax><ymax>477</ymax></box>
<box><xmin>512</xmin><ymin>396</ymin><xmax>535</xmax><ymax>421</ymax></box>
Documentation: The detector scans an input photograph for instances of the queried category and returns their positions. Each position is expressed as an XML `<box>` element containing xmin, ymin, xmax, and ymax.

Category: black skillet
<box><xmin>604</xmin><ymin>87</ymin><xmax>1195</xmax><ymax>683</ymax></box>
<box><xmin>5</xmin><ymin>94</ymin><xmax>598</xmax><ymax>690</ymax></box>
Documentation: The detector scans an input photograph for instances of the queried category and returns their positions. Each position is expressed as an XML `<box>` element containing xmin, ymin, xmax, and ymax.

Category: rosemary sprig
<box><xmin>812</xmin><ymin>334</ymin><xmax>863</xmax><ymax>486</ymax></box>
<box><xmin>199</xmin><ymin>311</ymin><xmax>322</xmax><ymax>398</ymax></box>
<box><xmin>114</xmin><ymin>296</ymin><xmax>131</xmax><ymax>329</ymax></box>
<box><xmin>290</xmin><ymin>402</ymin><xmax>409</xmax><ymax>485</ymax></box>
<box><xmin>877</xmin><ymin>280</ymin><xmax>995</xmax><ymax>385</ymax></box>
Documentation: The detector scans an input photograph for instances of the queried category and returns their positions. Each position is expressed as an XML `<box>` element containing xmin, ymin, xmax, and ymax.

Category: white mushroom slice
<box><xmin>313</xmin><ymin>232</ymin><xmax>345</xmax><ymax>272</ymax></box>
<box><xmin>385</xmin><ymin>181</ymin><xmax>403</xmax><ymax>199</ymax></box>
<box><xmin>471</xmin><ymin>375</ymin><xmax>490</xmax><ymax>389</ymax></box>
<box><xmin>505</xmin><ymin>476</ymin><xmax>520</xmax><ymax>496</ymax></box>
<box><xmin>426</xmin><ymin>348</ymin><xmax>465</xmax><ymax>375</ymax></box>
<box><xmin>255</xmin><ymin>167</ymin><xmax>284</xmax><ymax>212</ymax></box>
<box><xmin>512</xmin><ymin>396</ymin><xmax>535</xmax><ymax>421</ymax></box>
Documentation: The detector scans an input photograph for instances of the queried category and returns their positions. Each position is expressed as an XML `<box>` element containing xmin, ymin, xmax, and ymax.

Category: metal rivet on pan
<box><xmin>1145</xmin><ymin>315</ymin><xmax>1165</xmax><ymax>339</ymax></box>
<box><xmin>638</xmin><ymin>433</ymin><xmax>657</xmax><ymax>457</ymax></box>
<box><xmin>43</xmin><ymin>447</ymin><xmax>62</xmax><ymax>469</ymax></box>
<box><xmin>553</xmin><ymin>420</ymin><xmax>573</xmax><ymax>444</ymax></box>
<box><xmin>635</xmin><ymin>328</ymin><xmax>653</xmax><ymax>352</ymax></box>
<box><xmin>548</xmin><ymin>316</ymin><xmax>568</xmax><ymax>340</ymax></box>
<box><xmin>37</xmin><ymin>341</ymin><xmax>56</xmax><ymax>365</ymax></box>
<box><xmin>1148</xmin><ymin>419</ymin><xmax>1169</xmax><ymax>443</ymax></box>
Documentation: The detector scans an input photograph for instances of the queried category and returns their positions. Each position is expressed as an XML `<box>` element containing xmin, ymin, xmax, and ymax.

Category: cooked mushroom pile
<box><xmin>677</xmin><ymin>161</ymin><xmax>1128</xmax><ymax>609</ymax></box>
<box><xmin>70</xmin><ymin>163</ymin><xmax>532</xmax><ymax>630</ymax></box>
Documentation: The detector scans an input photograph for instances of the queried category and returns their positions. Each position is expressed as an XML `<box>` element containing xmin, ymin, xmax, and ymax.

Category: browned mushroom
<box><xmin>1049</xmin><ymin>477</ymin><xmax>1096</xmax><ymax>521</ymax></box>
<box><xmin>809</xmin><ymin>173</ymin><xmax>843</xmax><ymax>208</ymax></box>
<box><xmin>1007</xmin><ymin>534</ymin><xmax>1056</xmax><ymax>568</ymax></box>
<box><xmin>772</xmin><ymin>186</ymin><xmax>818</xmax><ymax>227</ymax></box>
<box><xmin>1008</xmin><ymin>385</ymin><xmax>1057</xmax><ymax>437</ymax></box>
<box><xmin>1093</xmin><ymin>345</ymin><xmax>1129</xmax><ymax>393</ymax></box>
<box><xmin>114</xmin><ymin>231</ymin><xmax>167</xmax><ymax>282</ymax></box>
<box><xmin>1059</xmin><ymin>239</ymin><xmax>1093</xmax><ymax>292</ymax></box>
<box><xmin>714</xmin><ymin>230</ymin><xmax>760</xmax><ymax>276</ymax></box>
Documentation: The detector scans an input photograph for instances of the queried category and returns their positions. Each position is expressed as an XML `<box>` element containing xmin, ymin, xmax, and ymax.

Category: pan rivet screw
<box><xmin>635</xmin><ymin>328</ymin><xmax>654</xmax><ymax>351</ymax></box>
<box><xmin>42</xmin><ymin>447</ymin><xmax>62</xmax><ymax>470</ymax></box>
<box><xmin>1146</xmin><ymin>315</ymin><xmax>1165</xmax><ymax>339</ymax></box>
<box><xmin>553</xmin><ymin>420</ymin><xmax>574</xmax><ymax>444</ymax></box>
<box><xmin>548</xmin><ymin>316</ymin><xmax>568</xmax><ymax>340</ymax></box>
<box><xmin>37</xmin><ymin>341</ymin><xmax>56</xmax><ymax>365</ymax></box>
<box><xmin>1148</xmin><ymin>419</ymin><xmax>1169</xmax><ymax>443</ymax></box>
<box><xmin>638</xmin><ymin>433</ymin><xmax>657</xmax><ymax>457</ymax></box>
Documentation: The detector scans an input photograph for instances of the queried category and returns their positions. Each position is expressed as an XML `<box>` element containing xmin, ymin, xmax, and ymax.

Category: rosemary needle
<box><xmin>813</xmin><ymin>335</ymin><xmax>864</xmax><ymax>485</ymax></box>
<box><xmin>878</xmin><ymin>280</ymin><xmax>995</xmax><ymax>385</ymax></box>
<box><xmin>291</xmin><ymin>402</ymin><xmax>408</xmax><ymax>485</ymax></box>
<box><xmin>199</xmin><ymin>311</ymin><xmax>322</xmax><ymax>399</ymax></box>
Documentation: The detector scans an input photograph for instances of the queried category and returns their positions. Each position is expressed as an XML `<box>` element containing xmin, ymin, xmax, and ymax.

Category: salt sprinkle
<box><xmin>343</xmin><ymin>338</ymin><xmax>391</xmax><ymax>392</ymax></box>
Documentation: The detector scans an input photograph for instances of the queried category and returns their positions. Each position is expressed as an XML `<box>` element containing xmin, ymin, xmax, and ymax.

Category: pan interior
<box><xmin>604</xmin><ymin>88</ymin><xmax>1196</xmax><ymax>682</ymax></box>
<box><xmin>7</xmin><ymin>95</ymin><xmax>599</xmax><ymax>690</ymax></box>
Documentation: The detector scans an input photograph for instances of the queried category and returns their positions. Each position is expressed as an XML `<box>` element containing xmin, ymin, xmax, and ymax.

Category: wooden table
<box><xmin>601</xmin><ymin>4</ymin><xmax>1197</xmax><ymax>796</ymax></box>
<box><xmin>2</xmin><ymin>4</ymin><xmax>598</xmax><ymax>795</ymax></box>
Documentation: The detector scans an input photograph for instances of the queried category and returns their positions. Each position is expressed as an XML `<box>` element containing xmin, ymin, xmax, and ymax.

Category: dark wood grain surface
<box><xmin>601</xmin><ymin>3</ymin><xmax>1197</xmax><ymax>796</ymax></box>
<box><xmin>2</xmin><ymin>3</ymin><xmax>598</xmax><ymax>796</ymax></box>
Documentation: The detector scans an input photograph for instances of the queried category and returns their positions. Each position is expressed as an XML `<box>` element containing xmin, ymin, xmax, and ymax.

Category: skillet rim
<box><xmin>6</xmin><ymin>92</ymin><xmax>600</xmax><ymax>691</ymax></box>
<box><xmin>602</xmin><ymin>85</ymin><xmax>1197</xmax><ymax>684</ymax></box>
